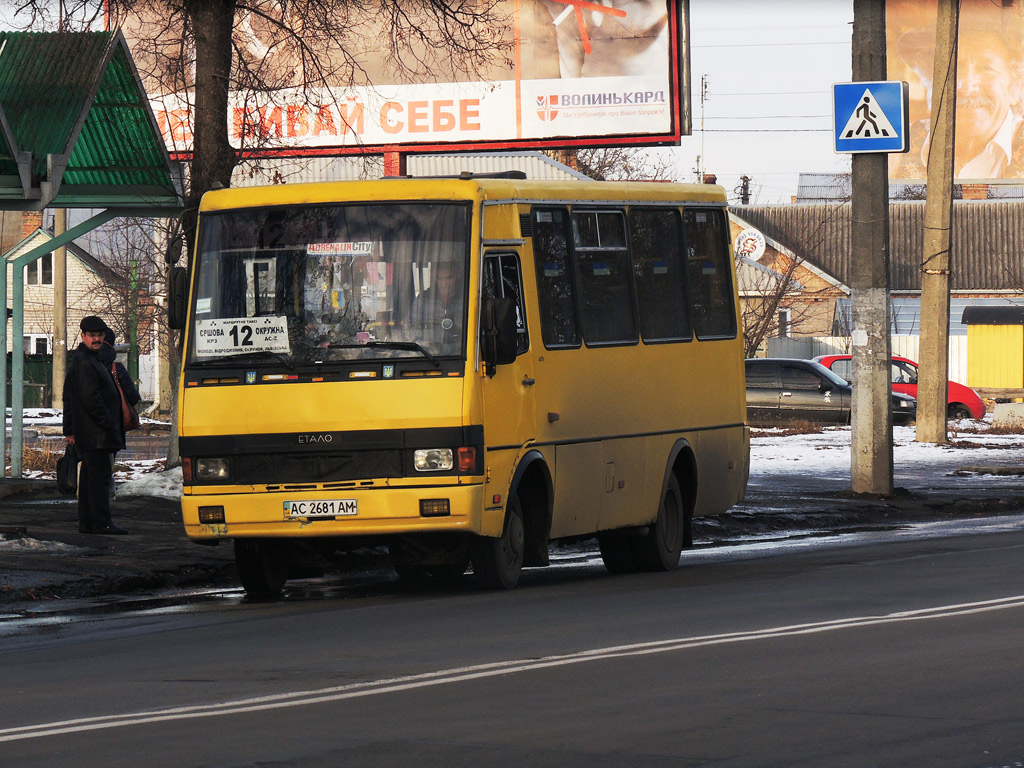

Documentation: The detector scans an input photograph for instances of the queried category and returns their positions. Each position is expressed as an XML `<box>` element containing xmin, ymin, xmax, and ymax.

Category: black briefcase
<box><xmin>56</xmin><ymin>445</ymin><xmax>79</xmax><ymax>495</ymax></box>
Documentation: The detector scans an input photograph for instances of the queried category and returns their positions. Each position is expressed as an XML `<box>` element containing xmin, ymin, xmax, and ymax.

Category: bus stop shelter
<box><xmin>0</xmin><ymin>30</ymin><xmax>183</xmax><ymax>477</ymax></box>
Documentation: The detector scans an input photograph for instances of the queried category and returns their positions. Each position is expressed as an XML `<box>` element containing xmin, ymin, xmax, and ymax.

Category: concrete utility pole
<box><xmin>51</xmin><ymin>208</ymin><xmax>67</xmax><ymax>408</ymax></box>
<box><xmin>916</xmin><ymin>0</ymin><xmax>959</xmax><ymax>444</ymax></box>
<box><xmin>849</xmin><ymin>0</ymin><xmax>893</xmax><ymax>495</ymax></box>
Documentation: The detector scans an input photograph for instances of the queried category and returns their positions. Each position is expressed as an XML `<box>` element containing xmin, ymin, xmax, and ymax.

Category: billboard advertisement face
<box><xmin>888</xmin><ymin>0</ymin><xmax>1024</xmax><ymax>181</ymax></box>
<box><xmin>116</xmin><ymin>0</ymin><xmax>685</xmax><ymax>158</ymax></box>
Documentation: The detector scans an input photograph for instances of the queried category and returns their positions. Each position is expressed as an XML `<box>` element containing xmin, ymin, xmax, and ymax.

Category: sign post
<box><xmin>833</xmin><ymin>52</ymin><xmax>909</xmax><ymax>492</ymax></box>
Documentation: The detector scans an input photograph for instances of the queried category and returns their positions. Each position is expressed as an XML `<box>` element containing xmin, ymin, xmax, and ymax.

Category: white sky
<box><xmin>668</xmin><ymin>0</ymin><xmax>855</xmax><ymax>204</ymax></box>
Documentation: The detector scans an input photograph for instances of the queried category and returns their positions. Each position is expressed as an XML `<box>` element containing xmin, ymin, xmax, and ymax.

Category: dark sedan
<box><xmin>746</xmin><ymin>358</ymin><xmax>917</xmax><ymax>426</ymax></box>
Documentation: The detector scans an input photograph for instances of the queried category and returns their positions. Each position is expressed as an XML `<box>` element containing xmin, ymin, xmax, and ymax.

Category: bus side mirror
<box><xmin>482</xmin><ymin>296</ymin><xmax>518</xmax><ymax>377</ymax></box>
<box><xmin>168</xmin><ymin>266</ymin><xmax>188</xmax><ymax>330</ymax></box>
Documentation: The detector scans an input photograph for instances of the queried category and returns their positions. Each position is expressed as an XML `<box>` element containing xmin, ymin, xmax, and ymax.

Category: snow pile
<box><xmin>0</xmin><ymin>535</ymin><xmax>84</xmax><ymax>554</ymax></box>
<box><xmin>116</xmin><ymin>466</ymin><xmax>183</xmax><ymax>500</ymax></box>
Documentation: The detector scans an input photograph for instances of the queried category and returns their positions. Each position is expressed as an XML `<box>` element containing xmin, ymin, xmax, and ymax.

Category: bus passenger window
<box><xmin>572</xmin><ymin>210</ymin><xmax>636</xmax><ymax>344</ymax></box>
<box><xmin>483</xmin><ymin>253</ymin><xmax>529</xmax><ymax>354</ymax></box>
<box><xmin>684</xmin><ymin>209</ymin><xmax>737</xmax><ymax>339</ymax></box>
<box><xmin>532</xmin><ymin>208</ymin><xmax>580</xmax><ymax>348</ymax></box>
<box><xmin>629</xmin><ymin>208</ymin><xmax>690</xmax><ymax>342</ymax></box>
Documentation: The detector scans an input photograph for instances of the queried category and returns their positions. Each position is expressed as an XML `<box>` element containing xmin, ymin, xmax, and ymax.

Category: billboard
<box><xmin>888</xmin><ymin>0</ymin><xmax>1024</xmax><ymax>182</ymax></box>
<box><xmin>116</xmin><ymin>0</ymin><xmax>689</xmax><ymax>159</ymax></box>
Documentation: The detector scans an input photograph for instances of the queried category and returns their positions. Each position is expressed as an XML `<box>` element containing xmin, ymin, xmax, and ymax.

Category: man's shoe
<box><xmin>78</xmin><ymin>524</ymin><xmax>92</xmax><ymax>534</ymax></box>
<box><xmin>92</xmin><ymin>524</ymin><xmax>129</xmax><ymax>535</ymax></box>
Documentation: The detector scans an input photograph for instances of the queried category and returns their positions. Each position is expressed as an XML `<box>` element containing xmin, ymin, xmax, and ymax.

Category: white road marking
<box><xmin>3</xmin><ymin>595</ymin><xmax>1024</xmax><ymax>743</ymax></box>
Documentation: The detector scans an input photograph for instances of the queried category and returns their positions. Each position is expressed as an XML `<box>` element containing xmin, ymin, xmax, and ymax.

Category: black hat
<box><xmin>80</xmin><ymin>315</ymin><xmax>109</xmax><ymax>333</ymax></box>
<box><xmin>103</xmin><ymin>329</ymin><xmax>116</xmax><ymax>345</ymax></box>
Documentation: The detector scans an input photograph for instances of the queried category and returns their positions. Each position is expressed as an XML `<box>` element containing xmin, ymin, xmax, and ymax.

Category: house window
<box><xmin>778</xmin><ymin>308</ymin><xmax>791</xmax><ymax>338</ymax></box>
<box><xmin>26</xmin><ymin>253</ymin><xmax>53</xmax><ymax>286</ymax></box>
<box><xmin>23</xmin><ymin>334</ymin><xmax>51</xmax><ymax>355</ymax></box>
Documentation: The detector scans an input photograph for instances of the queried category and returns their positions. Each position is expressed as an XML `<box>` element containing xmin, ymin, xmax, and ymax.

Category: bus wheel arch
<box><xmin>666</xmin><ymin>440</ymin><xmax>698</xmax><ymax>549</ymax></box>
<box><xmin>634</xmin><ymin>438</ymin><xmax>700</xmax><ymax>573</ymax></box>
<box><xmin>511</xmin><ymin>451</ymin><xmax>553</xmax><ymax>568</ymax></box>
<box><xmin>473</xmin><ymin>451</ymin><xmax>552</xmax><ymax>589</ymax></box>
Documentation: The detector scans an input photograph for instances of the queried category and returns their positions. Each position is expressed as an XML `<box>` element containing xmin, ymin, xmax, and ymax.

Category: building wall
<box><xmin>967</xmin><ymin>325</ymin><xmax>1024</xmax><ymax>389</ymax></box>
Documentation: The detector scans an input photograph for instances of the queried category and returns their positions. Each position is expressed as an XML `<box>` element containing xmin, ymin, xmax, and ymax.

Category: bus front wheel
<box><xmin>598</xmin><ymin>531</ymin><xmax>637</xmax><ymax>573</ymax></box>
<box><xmin>472</xmin><ymin>493</ymin><xmax>525</xmax><ymax>589</ymax></box>
<box><xmin>234</xmin><ymin>539</ymin><xmax>289</xmax><ymax>601</ymax></box>
<box><xmin>634</xmin><ymin>474</ymin><xmax>685</xmax><ymax>572</ymax></box>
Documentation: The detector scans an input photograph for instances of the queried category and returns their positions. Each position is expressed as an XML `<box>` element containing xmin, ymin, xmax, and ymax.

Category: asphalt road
<box><xmin>2</xmin><ymin>523</ymin><xmax>1024</xmax><ymax>767</ymax></box>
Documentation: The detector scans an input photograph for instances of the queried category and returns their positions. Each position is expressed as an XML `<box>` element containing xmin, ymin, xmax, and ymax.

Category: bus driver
<box><xmin>410</xmin><ymin>259</ymin><xmax>464</xmax><ymax>352</ymax></box>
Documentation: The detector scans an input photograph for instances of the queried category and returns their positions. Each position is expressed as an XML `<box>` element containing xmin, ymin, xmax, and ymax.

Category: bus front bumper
<box><xmin>181</xmin><ymin>483</ymin><xmax>487</xmax><ymax>541</ymax></box>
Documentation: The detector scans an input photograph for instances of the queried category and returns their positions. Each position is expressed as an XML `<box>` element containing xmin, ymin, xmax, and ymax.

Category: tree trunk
<box><xmin>184</xmin><ymin>0</ymin><xmax>237</xmax><ymax>255</ymax></box>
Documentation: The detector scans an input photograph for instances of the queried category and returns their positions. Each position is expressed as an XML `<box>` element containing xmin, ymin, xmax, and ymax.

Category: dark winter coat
<box><xmin>98</xmin><ymin>343</ymin><xmax>142</xmax><ymax>408</ymax></box>
<box><xmin>62</xmin><ymin>342</ymin><xmax>124</xmax><ymax>451</ymax></box>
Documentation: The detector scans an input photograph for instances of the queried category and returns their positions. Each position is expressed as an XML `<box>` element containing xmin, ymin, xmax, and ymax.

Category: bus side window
<box><xmin>629</xmin><ymin>207</ymin><xmax>690</xmax><ymax>342</ymax></box>
<box><xmin>572</xmin><ymin>210</ymin><xmax>637</xmax><ymax>345</ymax></box>
<box><xmin>531</xmin><ymin>207</ymin><xmax>580</xmax><ymax>348</ymax></box>
<box><xmin>684</xmin><ymin>208</ymin><xmax>737</xmax><ymax>339</ymax></box>
<box><xmin>483</xmin><ymin>253</ymin><xmax>529</xmax><ymax>355</ymax></box>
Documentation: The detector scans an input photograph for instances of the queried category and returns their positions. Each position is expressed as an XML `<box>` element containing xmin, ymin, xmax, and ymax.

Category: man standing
<box><xmin>62</xmin><ymin>316</ymin><xmax>129</xmax><ymax>535</ymax></box>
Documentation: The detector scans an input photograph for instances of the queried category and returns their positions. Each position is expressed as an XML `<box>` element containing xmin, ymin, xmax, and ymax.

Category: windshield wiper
<box><xmin>324</xmin><ymin>341</ymin><xmax>439</xmax><ymax>367</ymax></box>
<box><xmin>196</xmin><ymin>350</ymin><xmax>296</xmax><ymax>370</ymax></box>
<box><xmin>366</xmin><ymin>341</ymin><xmax>439</xmax><ymax>367</ymax></box>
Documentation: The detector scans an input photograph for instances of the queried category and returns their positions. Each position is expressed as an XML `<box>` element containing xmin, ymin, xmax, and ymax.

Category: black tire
<box><xmin>632</xmin><ymin>474</ymin><xmax>685</xmax><ymax>572</ymax></box>
<box><xmin>598</xmin><ymin>531</ymin><xmax>638</xmax><ymax>574</ymax></box>
<box><xmin>234</xmin><ymin>539</ymin><xmax>288</xmax><ymax>601</ymax></box>
<box><xmin>948</xmin><ymin>403</ymin><xmax>972</xmax><ymax>420</ymax></box>
<box><xmin>472</xmin><ymin>493</ymin><xmax>525</xmax><ymax>590</ymax></box>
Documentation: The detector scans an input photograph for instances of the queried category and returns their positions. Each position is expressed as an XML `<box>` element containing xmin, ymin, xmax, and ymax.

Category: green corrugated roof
<box><xmin>0</xmin><ymin>30</ymin><xmax>181</xmax><ymax>210</ymax></box>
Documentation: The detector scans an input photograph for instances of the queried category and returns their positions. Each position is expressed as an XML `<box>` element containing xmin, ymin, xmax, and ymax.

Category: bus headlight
<box><xmin>414</xmin><ymin>448</ymin><xmax>453</xmax><ymax>471</ymax></box>
<box><xmin>195</xmin><ymin>457</ymin><xmax>230</xmax><ymax>481</ymax></box>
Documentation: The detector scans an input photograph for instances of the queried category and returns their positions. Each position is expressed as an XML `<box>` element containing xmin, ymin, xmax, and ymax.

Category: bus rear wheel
<box><xmin>472</xmin><ymin>493</ymin><xmax>525</xmax><ymax>589</ymax></box>
<box><xmin>234</xmin><ymin>539</ymin><xmax>289</xmax><ymax>601</ymax></box>
<box><xmin>633</xmin><ymin>474</ymin><xmax>685</xmax><ymax>572</ymax></box>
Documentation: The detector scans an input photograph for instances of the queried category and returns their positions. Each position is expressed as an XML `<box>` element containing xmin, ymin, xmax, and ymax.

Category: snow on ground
<box><xmin>750</xmin><ymin>419</ymin><xmax>1024</xmax><ymax>485</ymax></box>
<box><xmin>9</xmin><ymin>410</ymin><xmax>1024</xmax><ymax>498</ymax></box>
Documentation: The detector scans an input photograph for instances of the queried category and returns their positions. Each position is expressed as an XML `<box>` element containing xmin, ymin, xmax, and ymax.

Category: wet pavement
<box><xmin>0</xmin><ymin>481</ymin><xmax>235</xmax><ymax>608</ymax></box>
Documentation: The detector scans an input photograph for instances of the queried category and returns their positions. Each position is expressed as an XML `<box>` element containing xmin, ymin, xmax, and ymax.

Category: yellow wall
<box><xmin>967</xmin><ymin>325</ymin><xmax>1024</xmax><ymax>388</ymax></box>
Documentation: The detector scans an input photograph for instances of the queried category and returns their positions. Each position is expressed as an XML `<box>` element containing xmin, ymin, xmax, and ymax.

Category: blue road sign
<box><xmin>833</xmin><ymin>81</ymin><xmax>909</xmax><ymax>154</ymax></box>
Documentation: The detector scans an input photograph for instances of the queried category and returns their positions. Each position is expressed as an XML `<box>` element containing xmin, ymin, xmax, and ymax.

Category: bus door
<box><xmin>480</xmin><ymin>252</ymin><xmax>536</xmax><ymax>496</ymax></box>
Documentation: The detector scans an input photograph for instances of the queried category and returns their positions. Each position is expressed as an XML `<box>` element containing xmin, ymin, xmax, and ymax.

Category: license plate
<box><xmin>284</xmin><ymin>499</ymin><xmax>358</xmax><ymax>518</ymax></box>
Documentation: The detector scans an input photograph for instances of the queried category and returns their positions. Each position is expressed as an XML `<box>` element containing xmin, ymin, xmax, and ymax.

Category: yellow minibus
<box><xmin>173</xmin><ymin>174</ymin><xmax>748</xmax><ymax>598</ymax></box>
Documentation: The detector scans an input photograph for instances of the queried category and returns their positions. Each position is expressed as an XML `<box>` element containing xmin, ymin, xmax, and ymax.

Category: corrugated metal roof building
<box><xmin>733</xmin><ymin>201</ymin><xmax>1024</xmax><ymax>336</ymax></box>
<box><xmin>734</xmin><ymin>201</ymin><xmax>1024</xmax><ymax>293</ymax></box>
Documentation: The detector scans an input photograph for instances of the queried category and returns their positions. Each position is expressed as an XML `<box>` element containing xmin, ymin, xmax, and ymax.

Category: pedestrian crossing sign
<box><xmin>833</xmin><ymin>81</ymin><xmax>909</xmax><ymax>154</ymax></box>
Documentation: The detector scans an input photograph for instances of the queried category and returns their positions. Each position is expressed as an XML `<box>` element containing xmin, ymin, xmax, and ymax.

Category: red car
<box><xmin>812</xmin><ymin>354</ymin><xmax>986</xmax><ymax>420</ymax></box>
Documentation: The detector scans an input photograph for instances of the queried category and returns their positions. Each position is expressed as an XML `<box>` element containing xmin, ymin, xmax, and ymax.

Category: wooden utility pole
<box><xmin>917</xmin><ymin>0</ymin><xmax>959</xmax><ymax>444</ymax></box>
<box><xmin>850</xmin><ymin>0</ymin><xmax>893</xmax><ymax>495</ymax></box>
<box><xmin>51</xmin><ymin>208</ymin><xmax>67</xmax><ymax>408</ymax></box>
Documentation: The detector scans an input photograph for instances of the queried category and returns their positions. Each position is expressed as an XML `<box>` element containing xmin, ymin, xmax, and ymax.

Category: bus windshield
<box><xmin>189</xmin><ymin>202</ymin><xmax>470</xmax><ymax>365</ymax></box>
